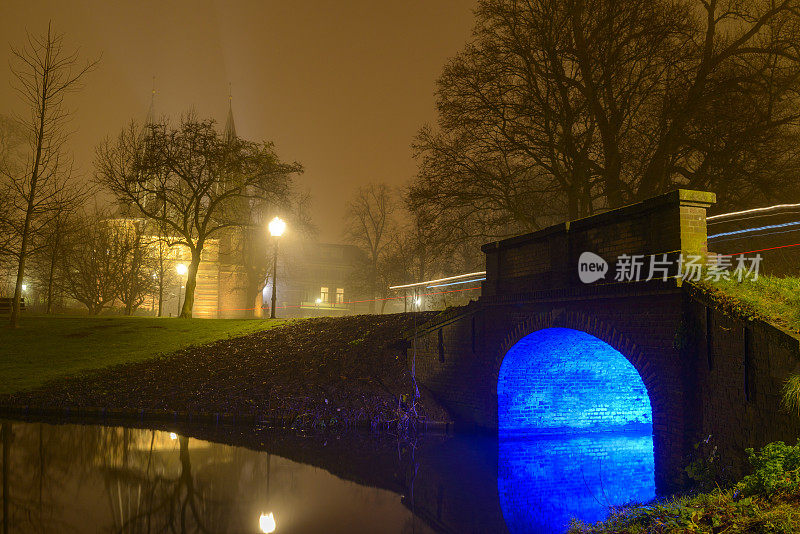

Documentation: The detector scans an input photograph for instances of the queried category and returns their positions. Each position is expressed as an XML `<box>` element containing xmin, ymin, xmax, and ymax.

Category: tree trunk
<box><xmin>11</xmin><ymin>46</ymin><xmax>49</xmax><ymax>327</ymax></box>
<box><xmin>253</xmin><ymin>290</ymin><xmax>263</xmax><ymax>318</ymax></box>
<box><xmin>368</xmin><ymin>260</ymin><xmax>377</xmax><ymax>314</ymax></box>
<box><xmin>180</xmin><ymin>247</ymin><xmax>201</xmax><ymax>318</ymax></box>
<box><xmin>157</xmin><ymin>240</ymin><xmax>165</xmax><ymax>317</ymax></box>
<box><xmin>46</xmin><ymin>240</ymin><xmax>57</xmax><ymax>314</ymax></box>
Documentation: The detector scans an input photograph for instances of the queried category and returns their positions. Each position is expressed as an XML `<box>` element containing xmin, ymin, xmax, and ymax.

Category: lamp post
<box><xmin>268</xmin><ymin>217</ymin><xmax>286</xmax><ymax>319</ymax></box>
<box><xmin>176</xmin><ymin>263</ymin><xmax>188</xmax><ymax>316</ymax></box>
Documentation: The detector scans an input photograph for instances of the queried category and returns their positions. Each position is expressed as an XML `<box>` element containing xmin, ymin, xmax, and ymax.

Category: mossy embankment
<box><xmin>0</xmin><ymin>313</ymin><xmax>450</xmax><ymax>429</ymax></box>
<box><xmin>691</xmin><ymin>275</ymin><xmax>800</xmax><ymax>334</ymax></box>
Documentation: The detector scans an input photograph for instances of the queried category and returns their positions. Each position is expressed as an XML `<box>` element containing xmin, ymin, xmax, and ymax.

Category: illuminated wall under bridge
<box><xmin>497</xmin><ymin>327</ymin><xmax>653</xmax><ymax>434</ymax></box>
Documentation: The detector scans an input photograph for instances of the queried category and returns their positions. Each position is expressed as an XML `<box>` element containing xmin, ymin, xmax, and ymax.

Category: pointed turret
<box><xmin>145</xmin><ymin>76</ymin><xmax>156</xmax><ymax>127</ymax></box>
<box><xmin>224</xmin><ymin>83</ymin><xmax>237</xmax><ymax>143</ymax></box>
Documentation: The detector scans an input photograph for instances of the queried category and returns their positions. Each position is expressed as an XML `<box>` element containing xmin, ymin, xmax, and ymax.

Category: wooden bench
<box><xmin>0</xmin><ymin>297</ymin><xmax>25</xmax><ymax>314</ymax></box>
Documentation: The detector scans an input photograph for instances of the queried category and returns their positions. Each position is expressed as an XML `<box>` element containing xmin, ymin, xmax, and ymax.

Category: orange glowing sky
<box><xmin>0</xmin><ymin>1</ymin><xmax>476</xmax><ymax>241</ymax></box>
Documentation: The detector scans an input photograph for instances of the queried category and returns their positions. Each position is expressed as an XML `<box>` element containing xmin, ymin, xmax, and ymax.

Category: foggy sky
<box><xmin>0</xmin><ymin>1</ymin><xmax>476</xmax><ymax>242</ymax></box>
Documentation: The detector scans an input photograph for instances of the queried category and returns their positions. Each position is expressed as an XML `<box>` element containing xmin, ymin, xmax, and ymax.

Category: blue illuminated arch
<box><xmin>498</xmin><ymin>327</ymin><xmax>652</xmax><ymax>434</ymax></box>
<box><xmin>496</xmin><ymin>327</ymin><xmax>656</xmax><ymax>532</ymax></box>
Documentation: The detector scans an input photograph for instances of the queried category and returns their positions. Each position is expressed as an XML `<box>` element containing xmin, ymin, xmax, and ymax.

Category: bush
<box><xmin>569</xmin><ymin>441</ymin><xmax>800</xmax><ymax>533</ymax></box>
<box><xmin>736</xmin><ymin>441</ymin><xmax>800</xmax><ymax>498</ymax></box>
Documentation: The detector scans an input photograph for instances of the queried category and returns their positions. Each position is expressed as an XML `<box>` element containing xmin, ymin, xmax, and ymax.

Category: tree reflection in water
<box><xmin>0</xmin><ymin>420</ymin><xmax>430</xmax><ymax>533</ymax></box>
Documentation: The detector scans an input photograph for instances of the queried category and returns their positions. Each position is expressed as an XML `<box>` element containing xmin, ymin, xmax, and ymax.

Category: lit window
<box><xmin>320</xmin><ymin>286</ymin><xmax>329</xmax><ymax>302</ymax></box>
<box><xmin>336</xmin><ymin>288</ymin><xmax>344</xmax><ymax>303</ymax></box>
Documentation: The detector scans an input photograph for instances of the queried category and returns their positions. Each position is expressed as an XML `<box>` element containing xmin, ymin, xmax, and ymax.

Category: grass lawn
<box><xmin>0</xmin><ymin>315</ymin><xmax>283</xmax><ymax>394</ymax></box>
<box><xmin>694</xmin><ymin>276</ymin><xmax>800</xmax><ymax>333</ymax></box>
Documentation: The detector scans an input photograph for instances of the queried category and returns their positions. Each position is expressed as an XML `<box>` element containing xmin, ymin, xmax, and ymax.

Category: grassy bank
<box><xmin>0</xmin><ymin>313</ymin><xmax>449</xmax><ymax>429</ymax></box>
<box><xmin>569</xmin><ymin>441</ymin><xmax>800</xmax><ymax>533</ymax></box>
<box><xmin>693</xmin><ymin>276</ymin><xmax>800</xmax><ymax>333</ymax></box>
<box><xmin>0</xmin><ymin>315</ymin><xmax>282</xmax><ymax>394</ymax></box>
<box><xmin>569</xmin><ymin>489</ymin><xmax>800</xmax><ymax>533</ymax></box>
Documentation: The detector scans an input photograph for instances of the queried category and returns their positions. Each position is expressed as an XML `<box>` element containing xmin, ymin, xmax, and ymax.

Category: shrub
<box><xmin>736</xmin><ymin>441</ymin><xmax>800</xmax><ymax>498</ymax></box>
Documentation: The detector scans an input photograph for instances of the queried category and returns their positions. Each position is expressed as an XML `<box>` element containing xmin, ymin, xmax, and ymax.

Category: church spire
<box><xmin>224</xmin><ymin>82</ymin><xmax>237</xmax><ymax>143</ymax></box>
<box><xmin>145</xmin><ymin>76</ymin><xmax>156</xmax><ymax>126</ymax></box>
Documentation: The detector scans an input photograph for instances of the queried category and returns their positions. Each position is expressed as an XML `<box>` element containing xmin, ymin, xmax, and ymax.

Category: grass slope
<box><xmin>1</xmin><ymin>313</ymin><xmax>448</xmax><ymax>427</ymax></box>
<box><xmin>693</xmin><ymin>276</ymin><xmax>800</xmax><ymax>333</ymax></box>
<box><xmin>0</xmin><ymin>315</ymin><xmax>282</xmax><ymax>394</ymax></box>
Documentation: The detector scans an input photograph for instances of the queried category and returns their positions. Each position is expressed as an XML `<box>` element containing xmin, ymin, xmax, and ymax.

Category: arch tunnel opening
<box><xmin>496</xmin><ymin>327</ymin><xmax>656</xmax><ymax>532</ymax></box>
<box><xmin>498</xmin><ymin>328</ymin><xmax>652</xmax><ymax>434</ymax></box>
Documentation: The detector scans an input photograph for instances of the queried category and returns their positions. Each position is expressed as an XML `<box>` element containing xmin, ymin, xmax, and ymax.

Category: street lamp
<box><xmin>268</xmin><ymin>217</ymin><xmax>286</xmax><ymax>319</ymax></box>
<box><xmin>259</xmin><ymin>512</ymin><xmax>276</xmax><ymax>533</ymax></box>
<box><xmin>176</xmin><ymin>263</ymin><xmax>188</xmax><ymax>316</ymax></box>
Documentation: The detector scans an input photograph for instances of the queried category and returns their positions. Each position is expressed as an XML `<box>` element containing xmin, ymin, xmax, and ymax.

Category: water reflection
<box><xmin>0</xmin><ymin>421</ymin><xmax>433</xmax><ymax>533</ymax></box>
<box><xmin>498</xmin><ymin>431</ymin><xmax>655</xmax><ymax>533</ymax></box>
<box><xmin>0</xmin><ymin>421</ymin><xmax>655</xmax><ymax>533</ymax></box>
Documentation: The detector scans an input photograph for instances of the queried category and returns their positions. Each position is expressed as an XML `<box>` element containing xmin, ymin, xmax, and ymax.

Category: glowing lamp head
<box><xmin>176</xmin><ymin>263</ymin><xmax>188</xmax><ymax>276</ymax></box>
<box><xmin>268</xmin><ymin>217</ymin><xmax>286</xmax><ymax>237</ymax></box>
<box><xmin>169</xmin><ymin>432</ymin><xmax>178</xmax><ymax>440</ymax></box>
<box><xmin>315</xmin><ymin>298</ymin><xmax>322</xmax><ymax>304</ymax></box>
<box><xmin>259</xmin><ymin>512</ymin><xmax>276</xmax><ymax>533</ymax></box>
<box><xmin>21</xmin><ymin>284</ymin><xmax>27</xmax><ymax>291</ymax></box>
<box><xmin>415</xmin><ymin>298</ymin><xmax>422</xmax><ymax>306</ymax></box>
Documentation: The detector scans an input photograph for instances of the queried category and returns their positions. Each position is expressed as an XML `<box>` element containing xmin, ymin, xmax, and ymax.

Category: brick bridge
<box><xmin>410</xmin><ymin>189</ymin><xmax>800</xmax><ymax>491</ymax></box>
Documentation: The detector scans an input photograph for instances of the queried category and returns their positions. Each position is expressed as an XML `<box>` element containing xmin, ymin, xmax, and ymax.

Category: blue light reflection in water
<box><xmin>498</xmin><ymin>431</ymin><xmax>655</xmax><ymax>533</ymax></box>
<box><xmin>497</xmin><ymin>327</ymin><xmax>656</xmax><ymax>532</ymax></box>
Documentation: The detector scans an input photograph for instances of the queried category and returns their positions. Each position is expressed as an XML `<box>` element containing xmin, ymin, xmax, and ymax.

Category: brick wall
<box><xmin>481</xmin><ymin>189</ymin><xmax>715</xmax><ymax>296</ymax></box>
<box><xmin>684</xmin><ymin>290</ymin><xmax>800</xmax><ymax>475</ymax></box>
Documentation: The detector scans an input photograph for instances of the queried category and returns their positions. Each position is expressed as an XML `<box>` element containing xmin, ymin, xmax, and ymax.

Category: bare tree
<box><xmin>61</xmin><ymin>213</ymin><xmax>122</xmax><ymax>315</ymax></box>
<box><xmin>2</xmin><ymin>24</ymin><xmax>96</xmax><ymax>326</ymax></box>
<box><xmin>113</xmin><ymin>221</ymin><xmax>158</xmax><ymax>315</ymax></box>
<box><xmin>29</xmin><ymin>206</ymin><xmax>73</xmax><ymax>313</ymax></box>
<box><xmin>0</xmin><ymin>116</ymin><xmax>27</xmax><ymax>272</ymax></box>
<box><xmin>412</xmin><ymin>0</ymin><xmax>800</xmax><ymax>241</ymax></box>
<box><xmin>150</xmin><ymin>233</ymin><xmax>175</xmax><ymax>317</ymax></box>
<box><xmin>96</xmin><ymin>116</ymin><xmax>302</xmax><ymax>318</ymax></box>
<box><xmin>344</xmin><ymin>183</ymin><xmax>396</xmax><ymax>313</ymax></box>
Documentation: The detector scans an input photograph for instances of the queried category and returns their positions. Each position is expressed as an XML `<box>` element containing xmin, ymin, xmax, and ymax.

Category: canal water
<box><xmin>0</xmin><ymin>421</ymin><xmax>655</xmax><ymax>533</ymax></box>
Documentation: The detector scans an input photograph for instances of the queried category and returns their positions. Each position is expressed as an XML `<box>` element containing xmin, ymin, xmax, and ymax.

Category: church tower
<box><xmin>214</xmin><ymin>86</ymin><xmax>258</xmax><ymax>318</ymax></box>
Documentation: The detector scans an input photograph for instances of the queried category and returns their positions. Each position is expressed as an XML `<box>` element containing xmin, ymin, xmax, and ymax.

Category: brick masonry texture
<box><xmin>410</xmin><ymin>190</ymin><xmax>800</xmax><ymax>492</ymax></box>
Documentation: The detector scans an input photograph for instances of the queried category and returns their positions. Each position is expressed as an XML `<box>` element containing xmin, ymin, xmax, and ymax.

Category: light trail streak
<box><xmin>427</xmin><ymin>278</ymin><xmax>486</xmax><ymax>288</ymax></box>
<box><xmin>708</xmin><ymin>220</ymin><xmax>800</xmax><ymax>240</ymax></box>
<box><xmin>707</xmin><ymin>203</ymin><xmax>800</xmax><ymax>222</ymax></box>
<box><xmin>389</xmin><ymin>271</ymin><xmax>487</xmax><ymax>290</ymax></box>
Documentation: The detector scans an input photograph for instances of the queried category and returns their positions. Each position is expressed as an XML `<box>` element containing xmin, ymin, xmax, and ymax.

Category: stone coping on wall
<box><xmin>481</xmin><ymin>189</ymin><xmax>716</xmax><ymax>254</ymax></box>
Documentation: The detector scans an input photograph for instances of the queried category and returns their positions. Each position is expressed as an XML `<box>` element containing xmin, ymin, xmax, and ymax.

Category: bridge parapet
<box><xmin>481</xmin><ymin>189</ymin><xmax>716</xmax><ymax>297</ymax></box>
